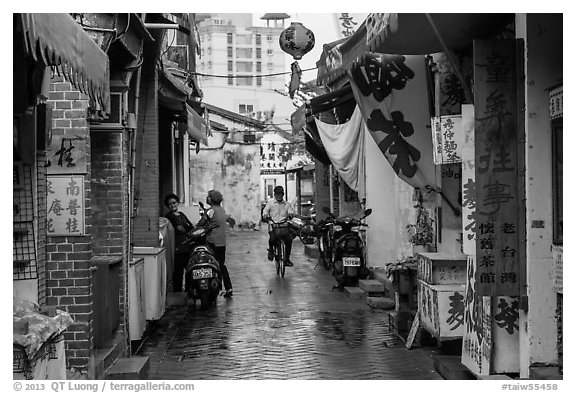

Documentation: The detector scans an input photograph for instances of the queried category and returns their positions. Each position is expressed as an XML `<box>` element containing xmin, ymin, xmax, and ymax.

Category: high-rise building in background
<box><xmin>195</xmin><ymin>13</ymin><xmax>294</xmax><ymax>126</ymax></box>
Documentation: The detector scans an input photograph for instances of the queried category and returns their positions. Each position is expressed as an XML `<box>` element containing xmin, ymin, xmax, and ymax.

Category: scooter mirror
<box><xmin>363</xmin><ymin>208</ymin><xmax>373</xmax><ymax>218</ymax></box>
<box><xmin>322</xmin><ymin>207</ymin><xmax>331</xmax><ymax>214</ymax></box>
<box><xmin>199</xmin><ymin>201</ymin><xmax>205</xmax><ymax>210</ymax></box>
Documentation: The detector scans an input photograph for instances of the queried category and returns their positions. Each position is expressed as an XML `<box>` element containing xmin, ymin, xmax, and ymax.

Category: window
<box><xmin>228</xmin><ymin>61</ymin><xmax>233</xmax><ymax>71</ymax></box>
<box><xmin>256</xmin><ymin>48</ymin><xmax>262</xmax><ymax>59</ymax></box>
<box><xmin>236</xmin><ymin>62</ymin><xmax>253</xmax><ymax>72</ymax></box>
<box><xmin>236</xmin><ymin>77</ymin><xmax>253</xmax><ymax>86</ymax></box>
<box><xmin>256</xmin><ymin>76</ymin><xmax>262</xmax><ymax>86</ymax></box>
<box><xmin>267</xmin><ymin>62</ymin><xmax>274</xmax><ymax>69</ymax></box>
<box><xmin>227</xmin><ymin>75</ymin><xmax>233</xmax><ymax>85</ymax></box>
<box><xmin>239</xmin><ymin>104</ymin><xmax>254</xmax><ymax>115</ymax></box>
<box><xmin>227</xmin><ymin>47</ymin><xmax>233</xmax><ymax>57</ymax></box>
<box><xmin>207</xmin><ymin>61</ymin><xmax>212</xmax><ymax>69</ymax></box>
<box><xmin>255</xmin><ymin>34</ymin><xmax>261</xmax><ymax>45</ymax></box>
<box><xmin>227</xmin><ymin>33</ymin><xmax>233</xmax><ymax>44</ymax></box>
<box><xmin>256</xmin><ymin>62</ymin><xmax>261</xmax><ymax>72</ymax></box>
<box><xmin>207</xmin><ymin>47</ymin><xmax>212</xmax><ymax>55</ymax></box>
<box><xmin>267</xmin><ymin>49</ymin><xmax>274</xmax><ymax>56</ymax></box>
<box><xmin>267</xmin><ymin>35</ymin><xmax>273</xmax><ymax>42</ymax></box>
<box><xmin>236</xmin><ymin>48</ymin><xmax>252</xmax><ymax>58</ymax></box>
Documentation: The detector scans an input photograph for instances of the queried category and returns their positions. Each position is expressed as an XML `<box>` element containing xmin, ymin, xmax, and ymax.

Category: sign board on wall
<box><xmin>474</xmin><ymin>40</ymin><xmax>521</xmax><ymax>296</ymax></box>
<box><xmin>462</xmin><ymin>255</ymin><xmax>492</xmax><ymax>375</ymax></box>
<box><xmin>553</xmin><ymin>245</ymin><xmax>563</xmax><ymax>294</ymax></box>
<box><xmin>47</xmin><ymin>175</ymin><xmax>85</xmax><ymax>236</ymax></box>
<box><xmin>431</xmin><ymin>115</ymin><xmax>463</xmax><ymax>164</ymax></box>
<box><xmin>46</xmin><ymin>135</ymin><xmax>87</xmax><ymax>174</ymax></box>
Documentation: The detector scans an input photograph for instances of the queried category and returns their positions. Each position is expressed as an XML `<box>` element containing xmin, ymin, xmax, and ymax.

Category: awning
<box><xmin>20</xmin><ymin>13</ymin><xmax>110</xmax><ymax>113</ymax></box>
<box><xmin>318</xmin><ymin>13</ymin><xmax>513</xmax><ymax>85</ymax></box>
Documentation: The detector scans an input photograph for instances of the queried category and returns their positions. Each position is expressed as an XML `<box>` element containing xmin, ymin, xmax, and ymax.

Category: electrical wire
<box><xmin>192</xmin><ymin>66</ymin><xmax>317</xmax><ymax>79</ymax></box>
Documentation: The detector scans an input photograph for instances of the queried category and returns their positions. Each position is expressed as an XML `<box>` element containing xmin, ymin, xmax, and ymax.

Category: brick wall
<box><xmin>133</xmin><ymin>57</ymin><xmax>160</xmax><ymax>247</ymax></box>
<box><xmin>90</xmin><ymin>130</ymin><xmax>129</xmax><ymax>339</ymax></box>
<box><xmin>46</xmin><ymin>76</ymin><xmax>94</xmax><ymax>373</ymax></box>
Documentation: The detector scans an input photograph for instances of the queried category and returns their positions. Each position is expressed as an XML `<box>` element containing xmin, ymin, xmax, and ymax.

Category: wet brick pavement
<box><xmin>136</xmin><ymin>230</ymin><xmax>443</xmax><ymax>380</ymax></box>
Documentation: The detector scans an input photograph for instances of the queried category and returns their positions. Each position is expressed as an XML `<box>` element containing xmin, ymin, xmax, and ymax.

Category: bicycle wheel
<box><xmin>280</xmin><ymin>240</ymin><xmax>286</xmax><ymax>277</ymax></box>
<box><xmin>275</xmin><ymin>244</ymin><xmax>280</xmax><ymax>275</ymax></box>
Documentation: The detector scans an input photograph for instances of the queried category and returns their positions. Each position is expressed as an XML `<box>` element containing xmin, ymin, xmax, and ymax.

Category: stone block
<box><xmin>106</xmin><ymin>357</ymin><xmax>150</xmax><ymax>380</ymax></box>
<box><xmin>344</xmin><ymin>286</ymin><xmax>366</xmax><ymax>300</ymax></box>
<box><xmin>432</xmin><ymin>355</ymin><xmax>475</xmax><ymax>380</ymax></box>
<box><xmin>359</xmin><ymin>279</ymin><xmax>385</xmax><ymax>293</ymax></box>
<box><xmin>366</xmin><ymin>296</ymin><xmax>395</xmax><ymax>310</ymax></box>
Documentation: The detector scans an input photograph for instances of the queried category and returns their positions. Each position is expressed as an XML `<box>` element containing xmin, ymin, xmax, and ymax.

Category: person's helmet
<box><xmin>273</xmin><ymin>186</ymin><xmax>284</xmax><ymax>195</ymax></box>
<box><xmin>207</xmin><ymin>189</ymin><xmax>223</xmax><ymax>204</ymax></box>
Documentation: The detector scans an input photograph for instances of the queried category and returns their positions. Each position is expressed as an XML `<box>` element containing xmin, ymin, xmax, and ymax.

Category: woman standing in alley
<box><xmin>164</xmin><ymin>193</ymin><xmax>194</xmax><ymax>293</ymax></box>
<box><xmin>197</xmin><ymin>190</ymin><xmax>232</xmax><ymax>298</ymax></box>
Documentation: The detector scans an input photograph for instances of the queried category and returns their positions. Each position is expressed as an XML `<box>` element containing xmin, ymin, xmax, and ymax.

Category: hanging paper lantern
<box><xmin>279</xmin><ymin>22</ymin><xmax>315</xmax><ymax>60</ymax></box>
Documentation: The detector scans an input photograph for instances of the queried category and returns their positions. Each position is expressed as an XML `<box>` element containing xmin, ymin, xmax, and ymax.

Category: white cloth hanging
<box><xmin>314</xmin><ymin>105</ymin><xmax>366</xmax><ymax>200</ymax></box>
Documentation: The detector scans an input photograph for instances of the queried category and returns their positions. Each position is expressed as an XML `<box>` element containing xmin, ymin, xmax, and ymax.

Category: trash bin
<box><xmin>133</xmin><ymin>247</ymin><xmax>166</xmax><ymax>320</ymax></box>
<box><xmin>128</xmin><ymin>257</ymin><xmax>146</xmax><ymax>341</ymax></box>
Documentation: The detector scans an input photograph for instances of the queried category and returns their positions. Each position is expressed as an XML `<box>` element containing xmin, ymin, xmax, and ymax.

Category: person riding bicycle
<box><xmin>262</xmin><ymin>186</ymin><xmax>295</xmax><ymax>267</ymax></box>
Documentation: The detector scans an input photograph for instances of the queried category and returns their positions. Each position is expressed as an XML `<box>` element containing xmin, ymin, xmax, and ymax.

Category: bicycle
<box><xmin>268</xmin><ymin>219</ymin><xmax>291</xmax><ymax>278</ymax></box>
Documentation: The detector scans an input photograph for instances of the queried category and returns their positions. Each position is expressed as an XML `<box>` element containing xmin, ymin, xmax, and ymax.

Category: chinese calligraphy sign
<box><xmin>431</xmin><ymin>115</ymin><xmax>463</xmax><ymax>164</ymax></box>
<box><xmin>350</xmin><ymin>53</ymin><xmax>436</xmax><ymax>190</ymax></box>
<box><xmin>47</xmin><ymin>175</ymin><xmax>85</xmax><ymax>235</ymax></box>
<box><xmin>474</xmin><ymin>40</ymin><xmax>521</xmax><ymax>296</ymax></box>
<box><xmin>46</xmin><ymin>135</ymin><xmax>87</xmax><ymax>174</ymax></box>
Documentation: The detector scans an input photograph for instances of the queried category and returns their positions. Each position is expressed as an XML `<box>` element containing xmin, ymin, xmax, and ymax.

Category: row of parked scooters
<box><xmin>296</xmin><ymin>206</ymin><xmax>373</xmax><ymax>289</ymax></box>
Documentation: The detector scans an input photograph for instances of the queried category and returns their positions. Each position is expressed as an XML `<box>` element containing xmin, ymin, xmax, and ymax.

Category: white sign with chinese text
<box><xmin>461</xmin><ymin>105</ymin><xmax>476</xmax><ymax>254</ymax></box>
<box><xmin>47</xmin><ymin>175</ymin><xmax>85</xmax><ymax>236</ymax></box>
<box><xmin>553</xmin><ymin>245</ymin><xmax>563</xmax><ymax>294</ymax></box>
<box><xmin>431</xmin><ymin>115</ymin><xmax>463</xmax><ymax>164</ymax></box>
<box><xmin>549</xmin><ymin>85</ymin><xmax>563</xmax><ymax>120</ymax></box>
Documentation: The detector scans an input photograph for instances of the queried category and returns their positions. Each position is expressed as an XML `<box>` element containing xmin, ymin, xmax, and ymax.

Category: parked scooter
<box><xmin>330</xmin><ymin>208</ymin><xmax>372</xmax><ymax>289</ymax></box>
<box><xmin>183</xmin><ymin>202</ymin><xmax>222</xmax><ymax>309</ymax></box>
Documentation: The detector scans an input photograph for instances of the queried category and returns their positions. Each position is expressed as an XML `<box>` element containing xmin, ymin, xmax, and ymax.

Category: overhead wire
<box><xmin>191</xmin><ymin>66</ymin><xmax>318</xmax><ymax>79</ymax></box>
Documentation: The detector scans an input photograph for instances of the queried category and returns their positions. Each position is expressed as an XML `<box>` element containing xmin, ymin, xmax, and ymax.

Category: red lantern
<box><xmin>279</xmin><ymin>22</ymin><xmax>315</xmax><ymax>60</ymax></box>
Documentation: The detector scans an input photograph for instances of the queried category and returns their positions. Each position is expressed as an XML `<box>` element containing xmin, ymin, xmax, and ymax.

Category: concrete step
<box><xmin>477</xmin><ymin>375</ymin><xmax>513</xmax><ymax>380</ymax></box>
<box><xmin>371</xmin><ymin>269</ymin><xmax>396</xmax><ymax>297</ymax></box>
<box><xmin>344</xmin><ymin>286</ymin><xmax>366</xmax><ymax>300</ymax></box>
<box><xmin>106</xmin><ymin>356</ymin><xmax>150</xmax><ymax>380</ymax></box>
<box><xmin>432</xmin><ymin>355</ymin><xmax>475</xmax><ymax>380</ymax></box>
<box><xmin>366</xmin><ymin>296</ymin><xmax>395</xmax><ymax>310</ymax></box>
<box><xmin>530</xmin><ymin>366</ymin><xmax>563</xmax><ymax>380</ymax></box>
<box><xmin>359</xmin><ymin>279</ymin><xmax>385</xmax><ymax>293</ymax></box>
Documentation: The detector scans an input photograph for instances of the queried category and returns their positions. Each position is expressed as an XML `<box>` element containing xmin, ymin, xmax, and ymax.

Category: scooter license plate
<box><xmin>192</xmin><ymin>268</ymin><xmax>213</xmax><ymax>279</ymax></box>
<box><xmin>342</xmin><ymin>257</ymin><xmax>361</xmax><ymax>267</ymax></box>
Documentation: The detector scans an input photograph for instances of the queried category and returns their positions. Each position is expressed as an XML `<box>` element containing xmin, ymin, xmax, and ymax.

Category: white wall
<box><xmin>516</xmin><ymin>13</ymin><xmax>563</xmax><ymax>375</ymax></box>
<box><xmin>365</xmin><ymin>128</ymin><xmax>414</xmax><ymax>268</ymax></box>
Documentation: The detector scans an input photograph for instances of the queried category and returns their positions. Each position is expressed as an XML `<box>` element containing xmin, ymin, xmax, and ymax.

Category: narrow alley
<box><xmin>136</xmin><ymin>230</ymin><xmax>442</xmax><ymax>380</ymax></box>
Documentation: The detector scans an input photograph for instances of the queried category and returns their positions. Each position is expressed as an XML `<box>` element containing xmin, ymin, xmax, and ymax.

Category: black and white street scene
<box><xmin>10</xmin><ymin>9</ymin><xmax>565</xmax><ymax>385</ymax></box>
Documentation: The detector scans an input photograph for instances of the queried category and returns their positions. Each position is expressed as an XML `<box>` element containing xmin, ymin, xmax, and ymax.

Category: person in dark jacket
<box><xmin>197</xmin><ymin>190</ymin><xmax>232</xmax><ymax>298</ymax></box>
<box><xmin>164</xmin><ymin>193</ymin><xmax>194</xmax><ymax>292</ymax></box>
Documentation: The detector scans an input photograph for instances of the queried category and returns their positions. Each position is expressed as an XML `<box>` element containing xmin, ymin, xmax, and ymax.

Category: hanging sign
<box><xmin>47</xmin><ymin>175</ymin><xmax>85</xmax><ymax>236</ymax></box>
<box><xmin>431</xmin><ymin>115</ymin><xmax>463</xmax><ymax>164</ymax></box>
<box><xmin>549</xmin><ymin>85</ymin><xmax>563</xmax><ymax>119</ymax></box>
<box><xmin>461</xmin><ymin>105</ymin><xmax>476</xmax><ymax>255</ymax></box>
<box><xmin>474</xmin><ymin>40</ymin><xmax>521</xmax><ymax>296</ymax></box>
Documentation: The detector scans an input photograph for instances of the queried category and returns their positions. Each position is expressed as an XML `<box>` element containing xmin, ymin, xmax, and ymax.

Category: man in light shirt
<box><xmin>262</xmin><ymin>186</ymin><xmax>295</xmax><ymax>266</ymax></box>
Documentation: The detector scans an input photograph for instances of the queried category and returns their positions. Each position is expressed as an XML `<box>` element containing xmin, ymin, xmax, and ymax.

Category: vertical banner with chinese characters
<box><xmin>462</xmin><ymin>257</ymin><xmax>492</xmax><ymax>375</ymax></box>
<box><xmin>474</xmin><ymin>40</ymin><xmax>521</xmax><ymax>296</ymax></box>
<box><xmin>461</xmin><ymin>105</ymin><xmax>476</xmax><ymax>255</ymax></box>
<box><xmin>47</xmin><ymin>176</ymin><xmax>85</xmax><ymax>235</ymax></box>
<box><xmin>431</xmin><ymin>115</ymin><xmax>463</xmax><ymax>164</ymax></box>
